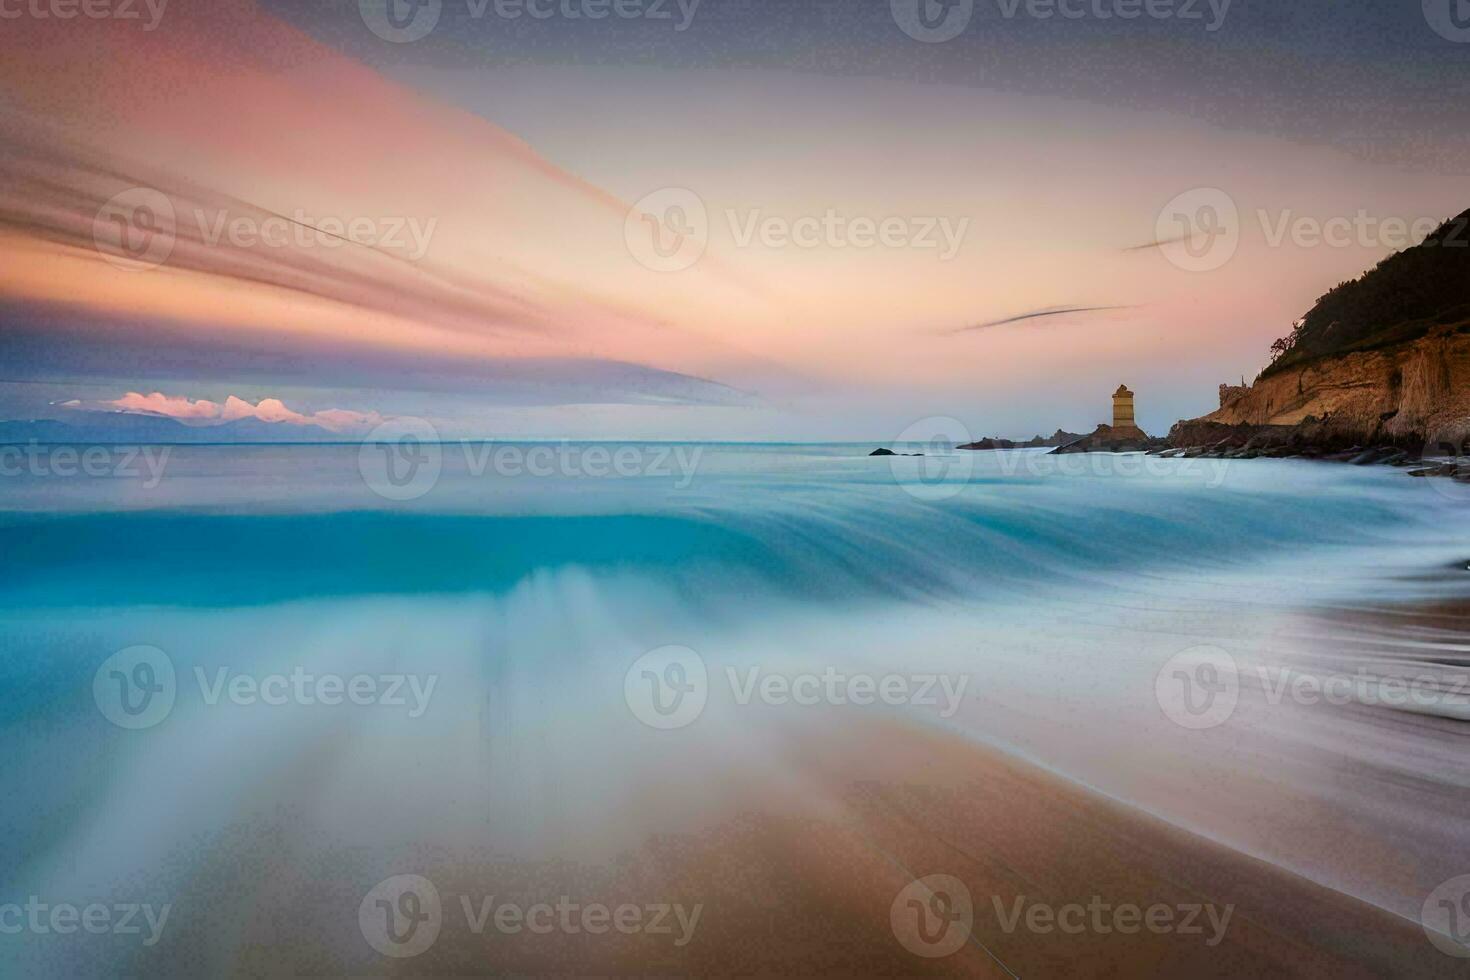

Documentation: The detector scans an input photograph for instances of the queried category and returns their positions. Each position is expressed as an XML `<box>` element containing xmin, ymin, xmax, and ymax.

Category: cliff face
<box><xmin>1175</xmin><ymin>324</ymin><xmax>1470</xmax><ymax>450</ymax></box>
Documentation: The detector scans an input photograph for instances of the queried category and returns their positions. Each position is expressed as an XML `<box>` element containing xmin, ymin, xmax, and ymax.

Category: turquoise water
<box><xmin>2</xmin><ymin>443</ymin><xmax>1469</xmax><ymax>973</ymax></box>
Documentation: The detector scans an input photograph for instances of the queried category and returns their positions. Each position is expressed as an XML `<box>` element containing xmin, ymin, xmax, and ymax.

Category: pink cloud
<box><xmin>221</xmin><ymin>395</ymin><xmax>297</xmax><ymax>424</ymax></box>
<box><xmin>103</xmin><ymin>391</ymin><xmax>381</xmax><ymax>433</ymax></box>
<box><xmin>109</xmin><ymin>391</ymin><xmax>222</xmax><ymax>419</ymax></box>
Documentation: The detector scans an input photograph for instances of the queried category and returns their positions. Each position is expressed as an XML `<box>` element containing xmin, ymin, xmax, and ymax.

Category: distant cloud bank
<box><xmin>103</xmin><ymin>392</ymin><xmax>382</xmax><ymax>433</ymax></box>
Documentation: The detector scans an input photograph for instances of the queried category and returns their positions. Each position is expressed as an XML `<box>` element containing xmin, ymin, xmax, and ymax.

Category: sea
<box><xmin>2</xmin><ymin>442</ymin><xmax>1468</xmax><ymax>973</ymax></box>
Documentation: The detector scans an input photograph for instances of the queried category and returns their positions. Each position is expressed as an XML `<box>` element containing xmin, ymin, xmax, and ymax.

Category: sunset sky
<box><xmin>1</xmin><ymin>0</ymin><xmax>1466</xmax><ymax>439</ymax></box>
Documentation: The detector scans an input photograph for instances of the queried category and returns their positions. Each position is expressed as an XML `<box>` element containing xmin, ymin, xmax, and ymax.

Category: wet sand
<box><xmin>194</xmin><ymin>714</ymin><xmax>1454</xmax><ymax>977</ymax></box>
<box><xmin>27</xmin><ymin>579</ymin><xmax>1470</xmax><ymax>978</ymax></box>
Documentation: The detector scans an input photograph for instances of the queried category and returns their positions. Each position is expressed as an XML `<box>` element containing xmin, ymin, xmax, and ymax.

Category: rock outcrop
<box><xmin>959</xmin><ymin>430</ymin><xmax>1085</xmax><ymax>451</ymax></box>
<box><xmin>1052</xmin><ymin>424</ymin><xmax>1166</xmax><ymax>454</ymax></box>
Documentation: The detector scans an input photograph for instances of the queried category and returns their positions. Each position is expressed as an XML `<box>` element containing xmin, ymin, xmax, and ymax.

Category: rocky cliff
<box><xmin>1171</xmin><ymin>323</ymin><xmax>1470</xmax><ymax>452</ymax></box>
<box><xmin>1170</xmin><ymin>208</ymin><xmax>1470</xmax><ymax>457</ymax></box>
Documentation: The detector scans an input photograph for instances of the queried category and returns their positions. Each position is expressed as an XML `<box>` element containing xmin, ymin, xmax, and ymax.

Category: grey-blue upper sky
<box><xmin>271</xmin><ymin>0</ymin><xmax>1470</xmax><ymax>172</ymax></box>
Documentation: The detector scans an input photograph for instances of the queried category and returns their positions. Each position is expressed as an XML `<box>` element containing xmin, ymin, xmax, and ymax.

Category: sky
<box><xmin>0</xmin><ymin>0</ymin><xmax>1467</xmax><ymax>440</ymax></box>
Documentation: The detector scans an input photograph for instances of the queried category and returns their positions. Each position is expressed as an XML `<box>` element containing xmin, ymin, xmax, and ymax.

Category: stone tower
<box><xmin>1112</xmin><ymin>385</ymin><xmax>1136</xmax><ymax>429</ymax></box>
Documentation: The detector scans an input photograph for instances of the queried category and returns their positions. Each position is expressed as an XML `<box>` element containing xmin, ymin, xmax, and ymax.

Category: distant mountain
<box><xmin>0</xmin><ymin>413</ymin><xmax>349</xmax><ymax>444</ymax></box>
<box><xmin>1265</xmin><ymin>209</ymin><xmax>1470</xmax><ymax>376</ymax></box>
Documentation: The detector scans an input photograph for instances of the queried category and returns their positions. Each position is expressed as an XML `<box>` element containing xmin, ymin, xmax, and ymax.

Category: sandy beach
<box><xmin>187</xmin><ymin>709</ymin><xmax>1458</xmax><ymax>977</ymax></box>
